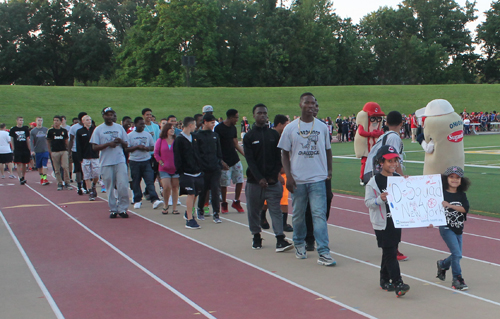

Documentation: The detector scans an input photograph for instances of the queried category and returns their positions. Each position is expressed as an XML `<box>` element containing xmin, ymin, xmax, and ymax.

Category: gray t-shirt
<box><xmin>30</xmin><ymin>127</ymin><xmax>49</xmax><ymax>153</ymax></box>
<box><xmin>90</xmin><ymin>123</ymin><xmax>128</xmax><ymax>167</ymax></box>
<box><xmin>278</xmin><ymin>118</ymin><xmax>331</xmax><ymax>184</ymax></box>
<box><xmin>69</xmin><ymin>123</ymin><xmax>83</xmax><ymax>152</ymax></box>
<box><xmin>127</xmin><ymin>130</ymin><xmax>154</xmax><ymax>162</ymax></box>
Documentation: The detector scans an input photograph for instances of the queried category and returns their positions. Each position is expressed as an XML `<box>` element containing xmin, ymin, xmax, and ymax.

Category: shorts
<box><xmin>159</xmin><ymin>171</ymin><xmax>179</xmax><ymax>179</ymax></box>
<box><xmin>411</xmin><ymin>128</ymin><xmax>417</xmax><ymax>136</ymax></box>
<box><xmin>35</xmin><ymin>152</ymin><xmax>49</xmax><ymax>168</ymax></box>
<box><xmin>82</xmin><ymin>158</ymin><xmax>100</xmax><ymax>180</ymax></box>
<box><xmin>14</xmin><ymin>152</ymin><xmax>31</xmax><ymax>164</ymax></box>
<box><xmin>220</xmin><ymin>161</ymin><xmax>244</xmax><ymax>187</ymax></box>
<box><xmin>0</xmin><ymin>153</ymin><xmax>13</xmax><ymax>164</ymax></box>
<box><xmin>179</xmin><ymin>174</ymin><xmax>204</xmax><ymax>196</ymax></box>
<box><xmin>72</xmin><ymin>152</ymin><xmax>82</xmax><ymax>173</ymax></box>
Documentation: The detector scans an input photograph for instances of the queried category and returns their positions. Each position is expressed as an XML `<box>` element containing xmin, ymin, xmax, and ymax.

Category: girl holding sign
<box><xmin>436</xmin><ymin>166</ymin><xmax>470</xmax><ymax>291</ymax></box>
<box><xmin>364</xmin><ymin>145</ymin><xmax>410</xmax><ymax>297</ymax></box>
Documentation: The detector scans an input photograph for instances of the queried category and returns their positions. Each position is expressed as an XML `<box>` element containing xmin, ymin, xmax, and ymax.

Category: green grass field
<box><xmin>1</xmin><ymin>84</ymin><xmax>500</xmax><ymax>127</ymax></box>
<box><xmin>1</xmin><ymin>85</ymin><xmax>499</xmax><ymax>217</ymax></box>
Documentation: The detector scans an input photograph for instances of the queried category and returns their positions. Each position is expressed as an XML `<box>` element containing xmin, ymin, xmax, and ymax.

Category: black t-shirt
<box><xmin>47</xmin><ymin>127</ymin><xmax>68</xmax><ymax>152</ymax></box>
<box><xmin>9</xmin><ymin>126</ymin><xmax>30</xmax><ymax>154</ymax></box>
<box><xmin>214</xmin><ymin>122</ymin><xmax>239</xmax><ymax>167</ymax></box>
<box><xmin>443</xmin><ymin>190</ymin><xmax>469</xmax><ymax>235</ymax></box>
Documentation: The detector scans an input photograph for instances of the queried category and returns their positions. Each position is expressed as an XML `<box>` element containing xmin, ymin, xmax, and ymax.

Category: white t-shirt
<box><xmin>0</xmin><ymin>131</ymin><xmax>12</xmax><ymax>154</ymax></box>
<box><xmin>278</xmin><ymin>118</ymin><xmax>331</xmax><ymax>184</ymax></box>
<box><xmin>90</xmin><ymin>123</ymin><xmax>128</xmax><ymax>167</ymax></box>
<box><xmin>69</xmin><ymin>123</ymin><xmax>83</xmax><ymax>152</ymax></box>
<box><xmin>127</xmin><ymin>130</ymin><xmax>154</xmax><ymax>162</ymax></box>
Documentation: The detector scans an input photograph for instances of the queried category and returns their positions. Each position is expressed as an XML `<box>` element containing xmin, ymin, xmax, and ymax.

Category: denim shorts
<box><xmin>159</xmin><ymin>171</ymin><xmax>179</xmax><ymax>179</ymax></box>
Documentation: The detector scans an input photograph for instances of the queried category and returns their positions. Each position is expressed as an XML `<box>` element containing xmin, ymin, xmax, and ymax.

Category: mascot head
<box><xmin>423</xmin><ymin>99</ymin><xmax>454</xmax><ymax>117</ymax></box>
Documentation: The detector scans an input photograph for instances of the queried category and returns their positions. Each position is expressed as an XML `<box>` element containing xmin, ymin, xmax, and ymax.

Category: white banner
<box><xmin>387</xmin><ymin>174</ymin><xmax>446</xmax><ymax>228</ymax></box>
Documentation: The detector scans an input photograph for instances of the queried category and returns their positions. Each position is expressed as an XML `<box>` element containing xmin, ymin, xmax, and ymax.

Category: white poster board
<box><xmin>387</xmin><ymin>174</ymin><xmax>446</xmax><ymax>228</ymax></box>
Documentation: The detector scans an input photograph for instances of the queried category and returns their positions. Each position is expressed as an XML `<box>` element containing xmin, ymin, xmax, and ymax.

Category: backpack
<box><xmin>362</xmin><ymin>131</ymin><xmax>400</xmax><ymax>184</ymax></box>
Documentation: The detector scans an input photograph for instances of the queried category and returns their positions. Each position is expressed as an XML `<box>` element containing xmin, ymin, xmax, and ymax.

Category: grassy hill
<box><xmin>1</xmin><ymin>84</ymin><xmax>499</xmax><ymax>127</ymax></box>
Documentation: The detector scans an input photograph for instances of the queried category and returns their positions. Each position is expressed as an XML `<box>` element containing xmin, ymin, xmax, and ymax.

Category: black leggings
<box><xmin>380</xmin><ymin>246</ymin><xmax>402</xmax><ymax>282</ymax></box>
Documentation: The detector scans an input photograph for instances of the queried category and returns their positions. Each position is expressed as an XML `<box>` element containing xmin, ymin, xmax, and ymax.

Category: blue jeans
<box><xmin>439</xmin><ymin>226</ymin><xmax>462</xmax><ymax>279</ymax></box>
<box><xmin>291</xmin><ymin>180</ymin><xmax>330</xmax><ymax>255</ymax></box>
<box><xmin>129</xmin><ymin>159</ymin><xmax>159</xmax><ymax>203</ymax></box>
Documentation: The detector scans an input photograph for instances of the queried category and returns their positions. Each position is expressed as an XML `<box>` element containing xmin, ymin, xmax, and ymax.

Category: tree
<box><xmin>477</xmin><ymin>0</ymin><xmax>500</xmax><ymax>83</ymax></box>
<box><xmin>115</xmin><ymin>0</ymin><xmax>220</xmax><ymax>86</ymax></box>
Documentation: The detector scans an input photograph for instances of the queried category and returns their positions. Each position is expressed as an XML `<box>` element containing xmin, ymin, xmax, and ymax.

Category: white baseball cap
<box><xmin>202</xmin><ymin>105</ymin><xmax>214</xmax><ymax>112</ymax></box>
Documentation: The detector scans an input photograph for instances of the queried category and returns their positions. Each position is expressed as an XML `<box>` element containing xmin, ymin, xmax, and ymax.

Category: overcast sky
<box><xmin>320</xmin><ymin>0</ymin><xmax>492</xmax><ymax>32</ymax></box>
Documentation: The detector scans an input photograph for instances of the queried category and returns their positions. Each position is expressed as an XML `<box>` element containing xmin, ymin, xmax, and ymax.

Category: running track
<box><xmin>1</xmin><ymin>173</ymin><xmax>500</xmax><ymax>318</ymax></box>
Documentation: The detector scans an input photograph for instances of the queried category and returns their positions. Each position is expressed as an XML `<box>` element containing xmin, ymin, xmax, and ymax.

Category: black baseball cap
<box><xmin>203</xmin><ymin>114</ymin><xmax>217</xmax><ymax>122</ymax></box>
<box><xmin>102</xmin><ymin>107</ymin><xmax>116</xmax><ymax>115</ymax></box>
<box><xmin>376</xmin><ymin>144</ymin><xmax>400</xmax><ymax>160</ymax></box>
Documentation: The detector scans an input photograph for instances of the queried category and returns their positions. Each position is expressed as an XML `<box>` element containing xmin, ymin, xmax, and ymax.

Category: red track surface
<box><xmin>1</xmin><ymin>175</ymin><xmax>367</xmax><ymax>319</ymax></box>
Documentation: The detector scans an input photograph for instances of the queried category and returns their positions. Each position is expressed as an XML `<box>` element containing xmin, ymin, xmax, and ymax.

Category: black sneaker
<box><xmin>260</xmin><ymin>218</ymin><xmax>270</xmax><ymax>230</ymax></box>
<box><xmin>436</xmin><ymin>260</ymin><xmax>446</xmax><ymax>281</ymax></box>
<box><xmin>20</xmin><ymin>177</ymin><xmax>26</xmax><ymax>185</ymax></box>
<box><xmin>452</xmin><ymin>275</ymin><xmax>468</xmax><ymax>291</ymax></box>
<box><xmin>252</xmin><ymin>233</ymin><xmax>262</xmax><ymax>250</ymax></box>
<box><xmin>283</xmin><ymin>224</ymin><xmax>293</xmax><ymax>232</ymax></box>
<box><xmin>57</xmin><ymin>183</ymin><xmax>63</xmax><ymax>191</ymax></box>
<box><xmin>109</xmin><ymin>212</ymin><xmax>118</xmax><ymax>218</ymax></box>
<box><xmin>380</xmin><ymin>279</ymin><xmax>395</xmax><ymax>291</ymax></box>
<box><xmin>118</xmin><ymin>212</ymin><xmax>129</xmax><ymax>218</ymax></box>
<box><xmin>305</xmin><ymin>241</ymin><xmax>315</xmax><ymax>251</ymax></box>
<box><xmin>394</xmin><ymin>281</ymin><xmax>410</xmax><ymax>297</ymax></box>
<box><xmin>77</xmin><ymin>188</ymin><xmax>83</xmax><ymax>195</ymax></box>
<box><xmin>275</xmin><ymin>235</ymin><xmax>293</xmax><ymax>252</ymax></box>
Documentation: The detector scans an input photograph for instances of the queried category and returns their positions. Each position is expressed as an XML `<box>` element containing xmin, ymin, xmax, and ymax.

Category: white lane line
<box><xmin>98</xmin><ymin>199</ymin><xmax>378</xmax><ymax>319</ymax></box>
<box><xmin>230</xmin><ymin>199</ymin><xmax>500</xmax><ymax>268</ymax></box>
<box><xmin>0</xmin><ymin>210</ymin><xmax>65</xmax><ymax>319</ymax></box>
<box><xmin>25</xmin><ymin>185</ymin><xmax>216</xmax><ymax>319</ymax></box>
<box><xmin>220</xmin><ymin>214</ymin><xmax>500</xmax><ymax>308</ymax></box>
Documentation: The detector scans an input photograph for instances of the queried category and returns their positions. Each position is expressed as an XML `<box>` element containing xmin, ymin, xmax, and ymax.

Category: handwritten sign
<box><xmin>387</xmin><ymin>174</ymin><xmax>446</xmax><ymax>228</ymax></box>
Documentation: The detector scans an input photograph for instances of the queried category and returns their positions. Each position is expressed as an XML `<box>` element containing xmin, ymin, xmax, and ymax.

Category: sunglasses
<box><xmin>370</xmin><ymin>117</ymin><xmax>382</xmax><ymax>122</ymax></box>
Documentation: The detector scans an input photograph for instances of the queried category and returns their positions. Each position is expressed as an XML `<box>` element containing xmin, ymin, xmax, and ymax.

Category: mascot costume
<box><xmin>422</xmin><ymin>99</ymin><xmax>464</xmax><ymax>175</ymax></box>
<box><xmin>354</xmin><ymin>102</ymin><xmax>385</xmax><ymax>185</ymax></box>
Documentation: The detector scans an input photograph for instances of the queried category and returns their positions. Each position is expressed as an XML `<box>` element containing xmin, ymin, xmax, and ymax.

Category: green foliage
<box><xmin>477</xmin><ymin>0</ymin><xmax>500</xmax><ymax>83</ymax></box>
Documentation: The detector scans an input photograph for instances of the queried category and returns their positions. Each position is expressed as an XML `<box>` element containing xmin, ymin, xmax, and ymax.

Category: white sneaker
<box><xmin>152</xmin><ymin>200</ymin><xmax>164</xmax><ymax>209</ymax></box>
<box><xmin>168</xmin><ymin>197</ymin><xmax>173</xmax><ymax>205</ymax></box>
<box><xmin>134</xmin><ymin>202</ymin><xmax>142</xmax><ymax>209</ymax></box>
<box><xmin>177</xmin><ymin>199</ymin><xmax>181</xmax><ymax>205</ymax></box>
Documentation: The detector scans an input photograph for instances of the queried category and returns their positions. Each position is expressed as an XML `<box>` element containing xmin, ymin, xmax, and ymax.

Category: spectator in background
<box><xmin>10</xmin><ymin>117</ymin><xmax>31</xmax><ymax>185</ymax></box>
<box><xmin>91</xmin><ymin>107</ymin><xmax>129</xmax><ymax>218</ymax></box>
<box><xmin>241</xmin><ymin>116</ymin><xmax>249</xmax><ymax>141</ymax></box>
<box><xmin>215</xmin><ymin>109</ymin><xmax>246</xmax><ymax>214</ymax></box>
<box><xmin>69</xmin><ymin>112</ymin><xmax>88</xmax><ymax>195</ymax></box>
<box><xmin>46</xmin><ymin>116</ymin><xmax>72</xmax><ymax>190</ymax></box>
<box><xmin>30</xmin><ymin>116</ymin><xmax>50</xmax><ymax>185</ymax></box>
<box><xmin>127</xmin><ymin>117</ymin><xmax>163</xmax><ymax>210</ymax></box>
<box><xmin>76</xmin><ymin>115</ymin><xmax>100</xmax><ymax>201</ymax></box>
<box><xmin>174</xmin><ymin>117</ymin><xmax>204</xmax><ymax>229</ymax></box>
<box><xmin>154</xmin><ymin>122</ymin><xmax>180</xmax><ymax>215</ymax></box>
<box><xmin>194</xmin><ymin>114</ymin><xmax>203</xmax><ymax>132</ymax></box>
<box><xmin>195</xmin><ymin>114</ymin><xmax>223</xmax><ymax>223</ymax></box>
<box><xmin>142</xmin><ymin>108</ymin><xmax>160</xmax><ymax>200</ymax></box>
<box><xmin>0</xmin><ymin>123</ymin><xmax>15</xmax><ymax>179</ymax></box>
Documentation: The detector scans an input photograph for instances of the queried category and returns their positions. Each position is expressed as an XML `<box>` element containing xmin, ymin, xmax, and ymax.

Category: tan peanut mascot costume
<box><xmin>423</xmin><ymin>99</ymin><xmax>464</xmax><ymax>175</ymax></box>
<box><xmin>354</xmin><ymin>102</ymin><xmax>385</xmax><ymax>184</ymax></box>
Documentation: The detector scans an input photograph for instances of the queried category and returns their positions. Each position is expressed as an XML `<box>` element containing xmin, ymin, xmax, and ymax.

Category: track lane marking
<box><xmin>24</xmin><ymin>184</ymin><xmax>217</xmax><ymax>319</ymax></box>
<box><xmin>0</xmin><ymin>210</ymin><xmax>65</xmax><ymax>319</ymax></box>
